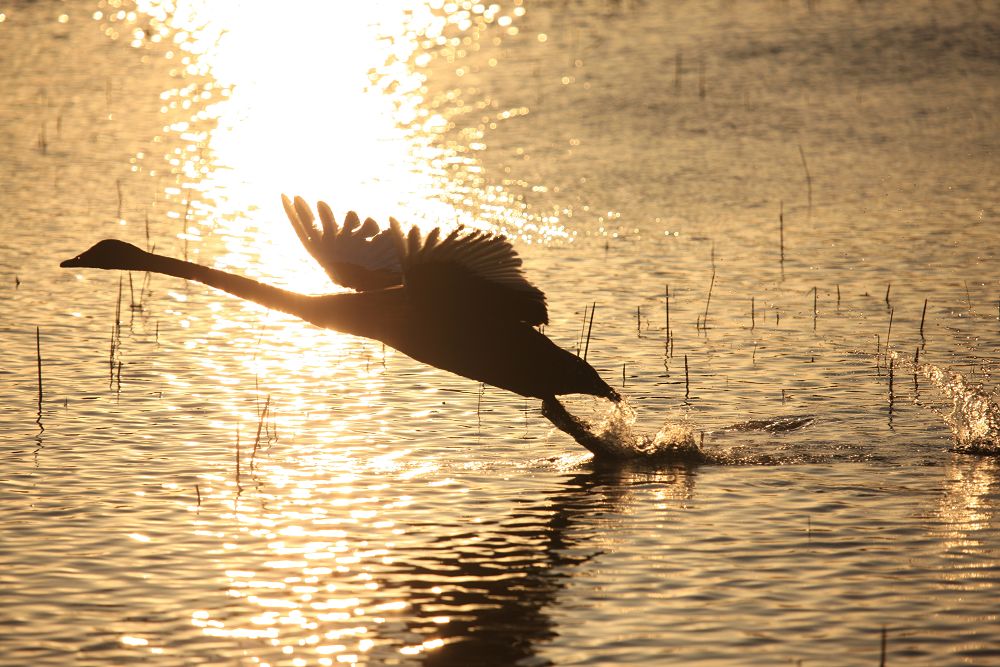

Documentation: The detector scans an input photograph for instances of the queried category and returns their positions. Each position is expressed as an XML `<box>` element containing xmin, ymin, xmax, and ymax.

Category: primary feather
<box><xmin>289</xmin><ymin>197</ymin><xmax>548</xmax><ymax>325</ymax></box>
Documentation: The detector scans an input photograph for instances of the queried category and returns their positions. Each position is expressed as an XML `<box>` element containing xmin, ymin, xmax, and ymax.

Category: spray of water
<box><xmin>542</xmin><ymin>397</ymin><xmax>707</xmax><ymax>462</ymax></box>
<box><xmin>919</xmin><ymin>362</ymin><xmax>1000</xmax><ymax>454</ymax></box>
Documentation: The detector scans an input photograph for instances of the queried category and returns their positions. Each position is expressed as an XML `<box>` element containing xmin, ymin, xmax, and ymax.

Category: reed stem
<box><xmin>779</xmin><ymin>201</ymin><xmax>784</xmax><ymax>265</ymax></box>
<box><xmin>665</xmin><ymin>284</ymin><xmax>670</xmax><ymax>352</ymax></box>
<box><xmin>684</xmin><ymin>354</ymin><xmax>690</xmax><ymax>398</ymax></box>
<box><xmin>703</xmin><ymin>269</ymin><xmax>716</xmax><ymax>328</ymax></box>
<box><xmin>886</xmin><ymin>307</ymin><xmax>894</xmax><ymax>360</ymax></box>
<box><xmin>251</xmin><ymin>395</ymin><xmax>271</xmax><ymax>471</ymax></box>
<box><xmin>798</xmin><ymin>145</ymin><xmax>812</xmax><ymax>217</ymax></box>
<box><xmin>36</xmin><ymin>327</ymin><xmax>43</xmax><ymax>430</ymax></box>
<box><xmin>583</xmin><ymin>302</ymin><xmax>596</xmax><ymax>362</ymax></box>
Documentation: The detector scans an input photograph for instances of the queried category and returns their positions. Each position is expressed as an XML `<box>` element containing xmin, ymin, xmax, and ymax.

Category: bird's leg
<box><xmin>541</xmin><ymin>397</ymin><xmax>621</xmax><ymax>459</ymax></box>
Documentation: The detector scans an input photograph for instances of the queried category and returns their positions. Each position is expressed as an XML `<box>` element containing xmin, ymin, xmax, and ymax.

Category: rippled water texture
<box><xmin>2</xmin><ymin>1</ymin><xmax>999</xmax><ymax>665</ymax></box>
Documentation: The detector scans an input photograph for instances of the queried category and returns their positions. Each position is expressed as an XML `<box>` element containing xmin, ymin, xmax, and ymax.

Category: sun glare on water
<box><xmin>91</xmin><ymin>2</ymin><xmax>541</xmax><ymax>662</ymax></box>
<box><xmin>118</xmin><ymin>0</ymin><xmax>541</xmax><ymax>294</ymax></box>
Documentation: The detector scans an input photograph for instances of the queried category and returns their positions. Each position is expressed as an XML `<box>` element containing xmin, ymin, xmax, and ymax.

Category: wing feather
<box><xmin>316</xmin><ymin>201</ymin><xmax>338</xmax><ymax>238</ymax></box>
<box><xmin>281</xmin><ymin>195</ymin><xmax>402</xmax><ymax>292</ymax></box>
<box><xmin>281</xmin><ymin>196</ymin><xmax>547</xmax><ymax>324</ymax></box>
<box><xmin>391</xmin><ymin>221</ymin><xmax>548</xmax><ymax>326</ymax></box>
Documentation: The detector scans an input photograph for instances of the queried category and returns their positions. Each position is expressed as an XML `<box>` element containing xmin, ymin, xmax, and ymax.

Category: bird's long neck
<box><xmin>139</xmin><ymin>251</ymin><xmax>310</xmax><ymax>313</ymax></box>
<box><xmin>136</xmin><ymin>250</ymin><xmax>379</xmax><ymax>336</ymax></box>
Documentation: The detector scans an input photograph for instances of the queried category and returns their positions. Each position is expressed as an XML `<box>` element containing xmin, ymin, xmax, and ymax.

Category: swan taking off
<box><xmin>61</xmin><ymin>196</ymin><xmax>621</xmax><ymax>409</ymax></box>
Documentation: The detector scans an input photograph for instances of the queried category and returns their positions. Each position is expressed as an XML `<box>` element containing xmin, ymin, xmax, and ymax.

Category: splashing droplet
<box><xmin>921</xmin><ymin>364</ymin><xmax>1000</xmax><ymax>454</ymax></box>
<box><xmin>543</xmin><ymin>398</ymin><xmax>707</xmax><ymax>462</ymax></box>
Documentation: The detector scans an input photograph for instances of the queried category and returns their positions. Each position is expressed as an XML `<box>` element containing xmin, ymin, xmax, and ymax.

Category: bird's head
<box><xmin>60</xmin><ymin>239</ymin><xmax>149</xmax><ymax>270</ymax></box>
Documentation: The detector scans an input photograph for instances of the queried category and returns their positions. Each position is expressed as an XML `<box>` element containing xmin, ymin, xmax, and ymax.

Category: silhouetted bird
<box><xmin>61</xmin><ymin>196</ymin><xmax>620</xmax><ymax>404</ymax></box>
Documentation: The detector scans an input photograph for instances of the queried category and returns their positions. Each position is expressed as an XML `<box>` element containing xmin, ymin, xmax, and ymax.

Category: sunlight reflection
<box><xmin>86</xmin><ymin>1</ymin><xmax>581</xmax><ymax>663</ymax></box>
<box><xmin>102</xmin><ymin>0</ymin><xmax>560</xmax><ymax>256</ymax></box>
<box><xmin>935</xmin><ymin>457</ymin><xmax>998</xmax><ymax>553</ymax></box>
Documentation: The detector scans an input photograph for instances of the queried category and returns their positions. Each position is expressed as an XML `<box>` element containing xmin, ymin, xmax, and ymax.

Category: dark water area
<box><xmin>1</xmin><ymin>1</ymin><xmax>999</xmax><ymax>665</ymax></box>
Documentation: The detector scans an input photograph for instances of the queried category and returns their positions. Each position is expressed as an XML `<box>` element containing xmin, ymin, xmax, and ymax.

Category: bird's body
<box><xmin>61</xmin><ymin>197</ymin><xmax>619</xmax><ymax>404</ymax></box>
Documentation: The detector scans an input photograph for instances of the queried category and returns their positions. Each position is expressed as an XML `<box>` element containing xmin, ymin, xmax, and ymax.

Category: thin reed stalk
<box><xmin>886</xmin><ymin>307</ymin><xmax>894</xmax><ymax>361</ymax></box>
<box><xmin>684</xmin><ymin>354</ymin><xmax>690</xmax><ymax>398</ymax></box>
<box><xmin>109</xmin><ymin>325</ymin><xmax>116</xmax><ymax>383</ymax></box>
<box><xmin>665</xmin><ymin>284</ymin><xmax>671</xmax><ymax>353</ymax></box>
<box><xmin>128</xmin><ymin>271</ymin><xmax>138</xmax><ymax>310</ymax></box>
<box><xmin>251</xmin><ymin>395</ymin><xmax>271</xmax><ymax>471</ymax></box>
<box><xmin>36</xmin><ymin>327</ymin><xmax>44</xmax><ymax>430</ymax></box>
<box><xmin>888</xmin><ymin>355</ymin><xmax>894</xmax><ymax>403</ymax></box>
<box><xmin>779</xmin><ymin>201</ymin><xmax>784</xmax><ymax>265</ymax></box>
<box><xmin>920</xmin><ymin>298</ymin><xmax>928</xmax><ymax>338</ymax></box>
<box><xmin>115</xmin><ymin>276</ymin><xmax>122</xmax><ymax>331</ymax></box>
<box><xmin>702</xmin><ymin>269</ymin><xmax>716</xmax><ymax>329</ymax></box>
<box><xmin>798</xmin><ymin>145</ymin><xmax>812</xmax><ymax>217</ymax></box>
<box><xmin>583</xmin><ymin>302</ymin><xmax>596</xmax><ymax>362</ymax></box>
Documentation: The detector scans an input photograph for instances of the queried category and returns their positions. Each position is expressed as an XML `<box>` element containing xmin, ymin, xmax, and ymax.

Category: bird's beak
<box><xmin>60</xmin><ymin>255</ymin><xmax>84</xmax><ymax>268</ymax></box>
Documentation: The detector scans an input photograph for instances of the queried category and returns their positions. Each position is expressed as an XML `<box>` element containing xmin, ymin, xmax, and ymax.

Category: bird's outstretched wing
<box><xmin>282</xmin><ymin>195</ymin><xmax>402</xmax><ymax>292</ymax></box>
<box><xmin>388</xmin><ymin>219</ymin><xmax>548</xmax><ymax>326</ymax></box>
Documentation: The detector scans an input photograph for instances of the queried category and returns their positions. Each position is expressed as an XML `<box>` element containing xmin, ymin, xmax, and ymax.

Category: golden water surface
<box><xmin>1</xmin><ymin>1</ymin><xmax>998</xmax><ymax>665</ymax></box>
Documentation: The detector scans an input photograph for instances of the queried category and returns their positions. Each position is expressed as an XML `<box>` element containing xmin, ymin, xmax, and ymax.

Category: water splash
<box><xmin>920</xmin><ymin>363</ymin><xmax>1000</xmax><ymax>454</ymax></box>
<box><xmin>542</xmin><ymin>398</ymin><xmax>707</xmax><ymax>463</ymax></box>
